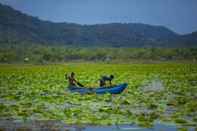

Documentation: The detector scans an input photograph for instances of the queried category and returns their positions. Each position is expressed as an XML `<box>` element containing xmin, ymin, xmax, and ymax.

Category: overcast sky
<box><xmin>0</xmin><ymin>0</ymin><xmax>197</xmax><ymax>34</ymax></box>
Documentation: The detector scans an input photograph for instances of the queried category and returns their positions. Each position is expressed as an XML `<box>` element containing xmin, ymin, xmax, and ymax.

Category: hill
<box><xmin>0</xmin><ymin>3</ymin><xmax>196</xmax><ymax>47</ymax></box>
<box><xmin>179</xmin><ymin>32</ymin><xmax>197</xmax><ymax>47</ymax></box>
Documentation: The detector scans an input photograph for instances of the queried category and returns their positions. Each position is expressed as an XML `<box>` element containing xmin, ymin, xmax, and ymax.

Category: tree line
<box><xmin>0</xmin><ymin>43</ymin><xmax>197</xmax><ymax>64</ymax></box>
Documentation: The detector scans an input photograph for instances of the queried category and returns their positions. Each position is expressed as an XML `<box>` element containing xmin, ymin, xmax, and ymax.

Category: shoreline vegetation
<box><xmin>0</xmin><ymin>44</ymin><xmax>197</xmax><ymax>64</ymax></box>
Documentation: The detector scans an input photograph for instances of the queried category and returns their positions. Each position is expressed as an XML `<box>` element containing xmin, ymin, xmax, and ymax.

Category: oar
<box><xmin>77</xmin><ymin>82</ymin><xmax>84</xmax><ymax>87</ymax></box>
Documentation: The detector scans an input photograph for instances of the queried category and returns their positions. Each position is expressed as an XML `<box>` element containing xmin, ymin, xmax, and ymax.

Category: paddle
<box><xmin>77</xmin><ymin>82</ymin><xmax>84</xmax><ymax>87</ymax></box>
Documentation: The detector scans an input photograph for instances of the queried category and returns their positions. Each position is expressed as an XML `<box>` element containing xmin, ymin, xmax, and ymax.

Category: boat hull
<box><xmin>68</xmin><ymin>83</ymin><xmax>128</xmax><ymax>94</ymax></box>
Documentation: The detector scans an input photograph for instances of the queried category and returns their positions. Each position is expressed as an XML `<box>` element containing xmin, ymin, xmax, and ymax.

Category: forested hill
<box><xmin>0</xmin><ymin>3</ymin><xmax>197</xmax><ymax>47</ymax></box>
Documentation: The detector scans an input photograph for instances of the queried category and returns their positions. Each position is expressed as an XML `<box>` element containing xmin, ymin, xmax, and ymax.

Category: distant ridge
<box><xmin>0</xmin><ymin>3</ymin><xmax>196</xmax><ymax>47</ymax></box>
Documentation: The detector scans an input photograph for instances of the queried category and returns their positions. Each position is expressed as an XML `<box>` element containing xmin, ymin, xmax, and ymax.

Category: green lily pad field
<box><xmin>0</xmin><ymin>63</ymin><xmax>197</xmax><ymax>127</ymax></box>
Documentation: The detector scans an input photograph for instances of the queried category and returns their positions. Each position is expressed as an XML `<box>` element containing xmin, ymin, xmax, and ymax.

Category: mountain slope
<box><xmin>0</xmin><ymin>3</ymin><xmax>196</xmax><ymax>47</ymax></box>
<box><xmin>181</xmin><ymin>32</ymin><xmax>197</xmax><ymax>46</ymax></box>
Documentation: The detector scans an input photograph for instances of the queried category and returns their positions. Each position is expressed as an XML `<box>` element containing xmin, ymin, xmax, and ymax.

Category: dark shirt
<box><xmin>99</xmin><ymin>76</ymin><xmax>113</xmax><ymax>86</ymax></box>
<box><xmin>101</xmin><ymin>76</ymin><xmax>113</xmax><ymax>81</ymax></box>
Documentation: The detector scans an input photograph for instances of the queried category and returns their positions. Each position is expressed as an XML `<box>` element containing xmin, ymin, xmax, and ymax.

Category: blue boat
<box><xmin>68</xmin><ymin>83</ymin><xmax>128</xmax><ymax>94</ymax></box>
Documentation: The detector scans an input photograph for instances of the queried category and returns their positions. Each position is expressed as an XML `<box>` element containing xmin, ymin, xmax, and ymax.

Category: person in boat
<box><xmin>65</xmin><ymin>72</ymin><xmax>84</xmax><ymax>88</ymax></box>
<box><xmin>99</xmin><ymin>75</ymin><xmax>114</xmax><ymax>87</ymax></box>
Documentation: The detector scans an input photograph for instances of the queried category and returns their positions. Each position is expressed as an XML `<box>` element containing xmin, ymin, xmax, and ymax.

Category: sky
<box><xmin>0</xmin><ymin>0</ymin><xmax>197</xmax><ymax>34</ymax></box>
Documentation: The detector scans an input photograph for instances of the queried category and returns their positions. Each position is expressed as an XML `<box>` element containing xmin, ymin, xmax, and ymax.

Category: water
<box><xmin>140</xmin><ymin>78</ymin><xmax>164</xmax><ymax>92</ymax></box>
<box><xmin>0</xmin><ymin>120</ymin><xmax>196</xmax><ymax>131</ymax></box>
